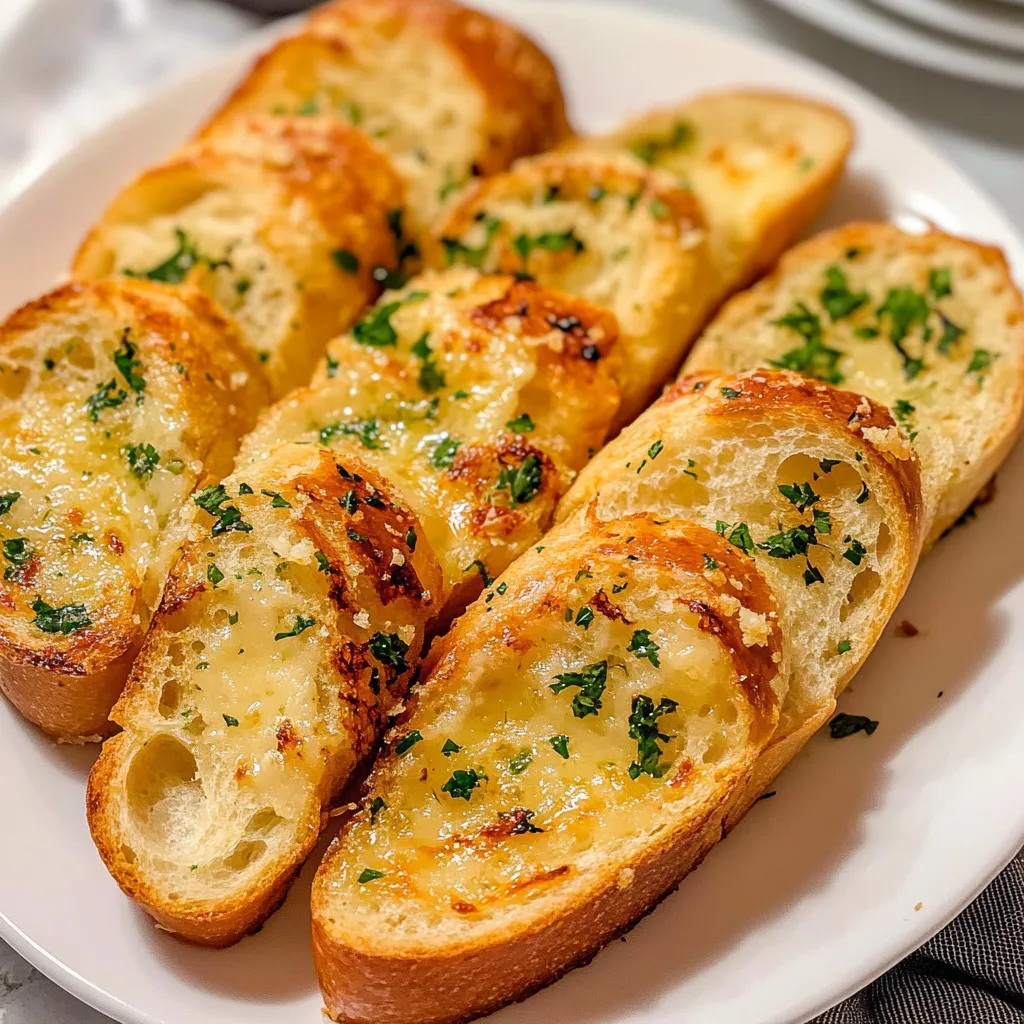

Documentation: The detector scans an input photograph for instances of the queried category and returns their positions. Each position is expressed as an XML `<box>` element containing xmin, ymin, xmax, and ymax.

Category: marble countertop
<box><xmin>1</xmin><ymin>1</ymin><xmax>1021</xmax><ymax>1022</ymax></box>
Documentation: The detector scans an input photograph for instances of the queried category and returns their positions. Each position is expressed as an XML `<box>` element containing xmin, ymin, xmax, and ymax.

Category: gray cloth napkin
<box><xmin>815</xmin><ymin>847</ymin><xmax>1024</xmax><ymax>1023</ymax></box>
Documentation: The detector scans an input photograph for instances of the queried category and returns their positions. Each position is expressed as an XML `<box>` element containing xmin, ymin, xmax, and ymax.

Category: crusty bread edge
<box><xmin>313</xmin><ymin>797</ymin><xmax>732</xmax><ymax>1024</ymax></box>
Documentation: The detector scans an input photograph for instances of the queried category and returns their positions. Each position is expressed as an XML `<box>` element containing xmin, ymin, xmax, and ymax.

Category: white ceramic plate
<box><xmin>871</xmin><ymin>0</ymin><xmax>1024</xmax><ymax>55</ymax></box>
<box><xmin>2</xmin><ymin>2</ymin><xmax>1024</xmax><ymax>1023</ymax></box>
<box><xmin>765</xmin><ymin>0</ymin><xmax>1024</xmax><ymax>88</ymax></box>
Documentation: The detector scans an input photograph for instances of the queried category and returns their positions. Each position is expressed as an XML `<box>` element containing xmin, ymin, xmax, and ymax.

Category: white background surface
<box><xmin>0</xmin><ymin>2</ymin><xmax>1022</xmax><ymax>1023</ymax></box>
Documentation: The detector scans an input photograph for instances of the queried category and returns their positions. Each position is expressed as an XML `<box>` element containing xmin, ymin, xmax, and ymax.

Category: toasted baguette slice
<box><xmin>73</xmin><ymin>116</ymin><xmax>404</xmax><ymax>396</ymax></box>
<box><xmin>312</xmin><ymin>511</ymin><xmax>785</xmax><ymax>1024</ymax></box>
<box><xmin>561</xmin><ymin>370</ymin><xmax>923</xmax><ymax>822</ymax></box>
<box><xmin>203</xmin><ymin>0</ymin><xmax>571</xmax><ymax>232</ymax></box>
<box><xmin>576</xmin><ymin>90</ymin><xmax>853</xmax><ymax>298</ymax></box>
<box><xmin>0</xmin><ymin>280</ymin><xmax>268</xmax><ymax>740</ymax></box>
<box><xmin>87</xmin><ymin>443</ymin><xmax>444</xmax><ymax>946</ymax></box>
<box><xmin>238</xmin><ymin>268</ymin><xmax>621</xmax><ymax>613</ymax></box>
<box><xmin>685</xmin><ymin>224</ymin><xmax>1024</xmax><ymax>544</ymax></box>
<box><xmin>426</xmin><ymin>150</ymin><xmax>713</xmax><ymax>426</ymax></box>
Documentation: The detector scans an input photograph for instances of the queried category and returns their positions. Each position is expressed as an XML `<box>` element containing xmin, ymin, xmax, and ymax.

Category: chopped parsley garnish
<box><xmin>369</xmin><ymin>631</ymin><xmax>409</xmax><ymax>673</ymax></box>
<box><xmin>803</xmin><ymin>564</ymin><xmax>824</xmax><ymax>586</ymax></box>
<box><xmin>506</xmin><ymin>413</ymin><xmax>535</xmax><ymax>434</ymax></box>
<box><xmin>331</xmin><ymin>249</ymin><xmax>360</xmax><ymax>274</ymax></box>
<box><xmin>0</xmin><ymin>493</ymin><xmax>19</xmax><ymax>516</ymax></box>
<box><xmin>358</xmin><ymin>868</ymin><xmax>385</xmax><ymax>884</ymax></box>
<box><xmin>628</xmin><ymin>628</ymin><xmax>661</xmax><ymax>668</ymax></box>
<box><xmin>441</xmin><ymin>768</ymin><xmax>485</xmax><ymax>801</ymax></box>
<box><xmin>353</xmin><ymin>301</ymin><xmax>402</xmax><ymax>347</ymax></box>
<box><xmin>261</xmin><ymin>489</ymin><xmax>291</xmax><ymax>509</ymax></box>
<box><xmin>770</xmin><ymin>303</ymin><xmax>844</xmax><ymax>385</ymax></box>
<box><xmin>347</xmin><ymin>528</ymin><xmax>367</xmax><ymax>544</ymax></box>
<box><xmin>837</xmin><ymin>640</ymin><xmax>852</xmax><ymax>655</ymax></box>
<box><xmin>721</xmin><ymin>387</ymin><xmax>740</xmax><ymax>399</ymax></box>
<box><xmin>842</xmin><ymin>537</ymin><xmax>868</xmax><ymax>565</ymax></box>
<box><xmin>206</xmin><ymin>562</ymin><xmax>224</xmax><ymax>586</ymax></box>
<box><xmin>648</xmin><ymin>198</ymin><xmax>670</xmax><ymax>220</ymax></box>
<box><xmin>550</xmin><ymin>660</ymin><xmax>608</xmax><ymax>719</ymax></box>
<box><xmin>876</xmin><ymin>287</ymin><xmax>930</xmax><ymax>380</ymax></box>
<box><xmin>194</xmin><ymin>484</ymin><xmax>252</xmax><ymax>537</ymax></box>
<box><xmin>395</xmin><ymin>730</ymin><xmax>422</xmax><ymax>755</ymax></box>
<box><xmin>758</xmin><ymin>523</ymin><xmax>817</xmax><ymax>559</ymax></box>
<box><xmin>430</xmin><ymin>436</ymin><xmax>462</xmax><ymax>469</ymax></box>
<box><xmin>442</xmin><ymin>215</ymin><xmax>502</xmax><ymax>268</ymax></box>
<box><xmin>937</xmin><ymin>313</ymin><xmax>965</xmax><ymax>355</ymax></box>
<box><xmin>441</xmin><ymin>739</ymin><xmax>461</xmax><ymax>757</ymax></box>
<box><xmin>575</xmin><ymin>606</ymin><xmax>594</xmax><ymax>630</ymax></box>
<box><xmin>3</xmin><ymin>538</ymin><xmax>33</xmax><ymax>580</ymax></box>
<box><xmin>495</xmin><ymin>454</ymin><xmax>542</xmax><ymax>507</ymax></box>
<box><xmin>715</xmin><ymin>520</ymin><xmax>755</xmax><ymax>556</ymax></box>
<box><xmin>703</xmin><ymin>554</ymin><xmax>718</xmax><ymax>571</ymax></box>
<box><xmin>274</xmin><ymin>614</ymin><xmax>315</xmax><ymax>641</ymax></box>
<box><xmin>85</xmin><ymin>379</ymin><xmax>127</xmax><ymax>422</ymax></box>
<box><xmin>549</xmin><ymin>734</ymin><xmax>570</xmax><ymax>759</ymax></box>
<box><xmin>628</xmin><ymin>121</ymin><xmax>694</xmax><ymax>165</ymax></box>
<box><xmin>627</xmin><ymin>694</ymin><xmax>678</xmax><ymax>779</ymax></box>
<box><xmin>122</xmin><ymin>442</ymin><xmax>159</xmax><ymax>480</ymax></box>
<box><xmin>405</xmin><ymin>528</ymin><xmax>417</xmax><ymax>551</ymax></box>
<box><xmin>508</xmin><ymin>749</ymin><xmax>533</xmax><ymax>775</ymax></box>
<box><xmin>967</xmin><ymin>349</ymin><xmax>993</xmax><ymax>377</ymax></box>
<box><xmin>929</xmin><ymin>267</ymin><xmax>952</xmax><ymax>300</ymax></box>
<box><xmin>778</xmin><ymin>481</ymin><xmax>819</xmax><ymax>513</ymax></box>
<box><xmin>648</xmin><ymin>439</ymin><xmax>664</xmax><ymax>461</ymax></box>
<box><xmin>30</xmin><ymin>597</ymin><xmax>91</xmax><ymax>635</ymax></box>
<box><xmin>829</xmin><ymin>712</ymin><xmax>878</xmax><ymax>739</ymax></box>
<box><xmin>113</xmin><ymin>334</ymin><xmax>146</xmax><ymax>397</ymax></box>
<box><xmin>320</xmin><ymin>418</ymin><xmax>387</xmax><ymax>450</ymax></box>
<box><xmin>856</xmin><ymin>481</ymin><xmax>870</xmax><ymax>504</ymax></box>
<box><xmin>464</xmin><ymin>560</ymin><xmax>493</xmax><ymax>587</ymax></box>
<box><xmin>818</xmin><ymin>459</ymin><xmax>840</xmax><ymax>474</ymax></box>
<box><xmin>820</xmin><ymin>265</ymin><xmax>868</xmax><ymax>322</ymax></box>
<box><xmin>315</xmin><ymin>550</ymin><xmax>332</xmax><ymax>574</ymax></box>
<box><xmin>512</xmin><ymin>228</ymin><xmax>585</xmax><ymax>265</ymax></box>
<box><xmin>369</xmin><ymin>797</ymin><xmax>385</xmax><ymax>822</ymax></box>
<box><xmin>411</xmin><ymin>332</ymin><xmax>446</xmax><ymax>393</ymax></box>
<box><xmin>339</xmin><ymin>490</ymin><xmax>358</xmax><ymax>513</ymax></box>
<box><xmin>222</xmin><ymin>714</ymin><xmax>239</xmax><ymax>728</ymax></box>
<box><xmin>123</xmin><ymin>228</ymin><xmax>224</xmax><ymax>284</ymax></box>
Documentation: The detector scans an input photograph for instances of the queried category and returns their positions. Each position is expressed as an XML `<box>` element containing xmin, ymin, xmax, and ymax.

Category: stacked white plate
<box><xmin>765</xmin><ymin>0</ymin><xmax>1024</xmax><ymax>88</ymax></box>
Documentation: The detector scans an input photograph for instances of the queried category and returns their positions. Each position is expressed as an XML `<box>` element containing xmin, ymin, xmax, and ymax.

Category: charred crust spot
<box><xmin>106</xmin><ymin>533</ymin><xmax>125</xmax><ymax>557</ymax></box>
<box><xmin>158</xmin><ymin>574</ymin><xmax>206</xmax><ymax>616</ymax></box>
<box><xmin>481</xmin><ymin>808</ymin><xmax>541</xmax><ymax>838</ymax></box>
<box><xmin>590</xmin><ymin>589</ymin><xmax>629</xmax><ymax>624</ymax></box>
<box><xmin>276</xmin><ymin>719</ymin><xmax>300</xmax><ymax>754</ymax></box>
<box><xmin>503</xmin><ymin>864</ymin><xmax>570</xmax><ymax>897</ymax></box>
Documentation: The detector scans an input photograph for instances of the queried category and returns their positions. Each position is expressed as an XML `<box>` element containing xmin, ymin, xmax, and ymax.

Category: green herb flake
<box><xmin>627</xmin><ymin>121</ymin><xmax>694</xmax><ymax>165</ymax></box>
<box><xmin>506</xmin><ymin>413</ymin><xmax>535</xmax><ymax>433</ymax></box>
<box><xmin>770</xmin><ymin>302</ymin><xmax>844</xmax><ymax>385</ymax></box>
<box><xmin>0</xmin><ymin>493</ymin><xmax>20</xmax><ymax>516</ymax></box>
<box><xmin>430</xmin><ymin>436</ymin><xmax>462</xmax><ymax>469</ymax></box>
<box><xmin>320</xmin><ymin>418</ymin><xmax>387</xmax><ymax>451</ymax></box>
<box><xmin>30</xmin><ymin>597</ymin><xmax>91</xmax><ymax>635</ymax></box>
<box><xmin>842</xmin><ymin>537</ymin><xmax>868</xmax><ymax>565</ymax></box>
<box><xmin>369</xmin><ymin>797</ymin><xmax>386</xmax><ymax>822</ymax></box>
<box><xmin>274</xmin><ymin>614</ymin><xmax>315</xmax><ymax>641</ymax></box>
<box><xmin>315</xmin><ymin>550</ymin><xmax>332</xmax><ymax>574</ymax></box>
<box><xmin>332</xmin><ymin>249</ymin><xmax>360</xmax><ymax>274</ymax></box>
<box><xmin>703</xmin><ymin>554</ymin><xmax>718</xmax><ymax>571</ymax></box>
<box><xmin>441</xmin><ymin>738</ymin><xmax>461</xmax><ymax>757</ymax></box>
<box><xmin>820</xmin><ymin>265</ymin><xmax>868</xmax><ymax>322</ymax></box>
<box><xmin>122</xmin><ymin>442</ymin><xmax>159</xmax><ymax>480</ymax></box>
<box><xmin>495</xmin><ymin>454</ymin><xmax>542</xmax><ymax>507</ymax></box>
<box><xmin>508</xmin><ymin>749</ymin><xmax>533</xmax><ymax>775</ymax></box>
<box><xmin>716</xmin><ymin>520</ymin><xmax>755</xmax><ymax>557</ymax></box>
<box><xmin>929</xmin><ymin>267</ymin><xmax>953</xmax><ymax>300</ymax></box>
<box><xmin>394</xmin><ymin>730</ymin><xmax>422</xmax><ymax>756</ymax></box>
<box><xmin>778</xmin><ymin>480</ymin><xmax>820</xmax><ymax>512</ymax></box>
<box><xmin>261</xmin><ymin>489</ymin><xmax>291</xmax><ymax>509</ymax></box>
<box><xmin>575</xmin><ymin>606</ymin><xmax>595</xmax><ymax>630</ymax></box>
<box><xmin>627</xmin><ymin>694</ymin><xmax>678</xmax><ymax>779</ymax></box>
<box><xmin>222</xmin><ymin>714</ymin><xmax>239</xmax><ymax>727</ymax></box>
<box><xmin>193</xmin><ymin>484</ymin><xmax>252</xmax><ymax>537</ymax></box>
<box><xmin>967</xmin><ymin>349</ymin><xmax>993</xmax><ymax>376</ymax></box>
<box><xmin>352</xmin><ymin>301</ymin><xmax>402</xmax><ymax>348</ymax></box>
<box><xmin>358</xmin><ymin>868</ymin><xmax>385</xmax><ymax>884</ymax></box>
<box><xmin>837</xmin><ymin>640</ymin><xmax>852</xmax><ymax>655</ymax></box>
<box><xmin>628</xmin><ymin>628</ymin><xmax>661</xmax><ymax>668</ymax></box>
<box><xmin>369</xmin><ymin>631</ymin><xmax>409</xmax><ymax>673</ymax></box>
<box><xmin>441</xmin><ymin>768</ymin><xmax>485</xmax><ymax>801</ymax></box>
<box><xmin>549</xmin><ymin>734</ymin><xmax>570</xmax><ymax>759</ymax></box>
<box><xmin>206</xmin><ymin>563</ymin><xmax>224</xmax><ymax>586</ymax></box>
<box><xmin>550</xmin><ymin>660</ymin><xmax>608</xmax><ymax>719</ymax></box>
<box><xmin>464</xmin><ymin>559</ymin><xmax>493</xmax><ymax>587</ymax></box>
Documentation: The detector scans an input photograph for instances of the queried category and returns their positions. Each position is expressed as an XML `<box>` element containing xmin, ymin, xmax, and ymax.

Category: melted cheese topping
<box><xmin>0</xmin><ymin>313</ymin><xmax>201</xmax><ymax>644</ymax></box>
<box><xmin>322</xmin><ymin>557</ymin><xmax>755</xmax><ymax>933</ymax></box>
<box><xmin>242</xmin><ymin>271</ymin><xmax>617</xmax><ymax>589</ymax></box>
<box><xmin>105</xmin><ymin>189</ymin><xmax>299</xmax><ymax>368</ymax></box>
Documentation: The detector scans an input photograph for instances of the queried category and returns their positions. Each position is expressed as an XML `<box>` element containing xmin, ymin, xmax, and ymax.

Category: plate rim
<box><xmin>869</xmin><ymin>0</ymin><xmax>1024</xmax><ymax>54</ymax></box>
<box><xmin>1</xmin><ymin>2</ymin><xmax>1024</xmax><ymax>1023</ymax></box>
<box><xmin>764</xmin><ymin>0</ymin><xmax>1024</xmax><ymax>88</ymax></box>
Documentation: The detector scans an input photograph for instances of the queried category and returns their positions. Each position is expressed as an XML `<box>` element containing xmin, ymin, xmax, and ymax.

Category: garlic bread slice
<box><xmin>87</xmin><ymin>443</ymin><xmax>444</xmax><ymax>946</ymax></box>
<box><xmin>579</xmin><ymin>90</ymin><xmax>853</xmax><ymax>297</ymax></box>
<box><xmin>427</xmin><ymin>150</ymin><xmax>713</xmax><ymax>425</ymax></box>
<box><xmin>561</xmin><ymin>370</ymin><xmax>923</xmax><ymax>821</ymax></box>
<box><xmin>312</xmin><ymin>512</ymin><xmax>784</xmax><ymax>1024</ymax></box>
<box><xmin>239</xmin><ymin>268</ymin><xmax>621</xmax><ymax>611</ymax></box>
<box><xmin>204</xmin><ymin>0</ymin><xmax>571</xmax><ymax>231</ymax></box>
<box><xmin>74</xmin><ymin>116</ymin><xmax>404</xmax><ymax>396</ymax></box>
<box><xmin>0</xmin><ymin>280</ymin><xmax>268</xmax><ymax>740</ymax></box>
<box><xmin>685</xmin><ymin>224</ymin><xmax>1024</xmax><ymax>543</ymax></box>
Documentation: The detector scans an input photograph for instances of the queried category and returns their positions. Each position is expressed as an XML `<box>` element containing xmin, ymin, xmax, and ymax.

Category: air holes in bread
<box><xmin>126</xmin><ymin>735</ymin><xmax>202</xmax><ymax>840</ymax></box>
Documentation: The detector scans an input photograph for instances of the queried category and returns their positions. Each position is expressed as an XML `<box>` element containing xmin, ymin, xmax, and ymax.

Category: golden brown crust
<box><xmin>73</xmin><ymin>116</ymin><xmax>404</xmax><ymax>396</ymax></box>
<box><xmin>312</xmin><ymin>514</ymin><xmax>782</xmax><ymax>1023</ymax></box>
<box><xmin>307</xmin><ymin>0</ymin><xmax>572</xmax><ymax>169</ymax></box>
<box><xmin>88</xmin><ymin>447</ymin><xmax>444</xmax><ymax>946</ymax></box>
<box><xmin>0</xmin><ymin>280</ymin><xmax>269</xmax><ymax>740</ymax></box>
